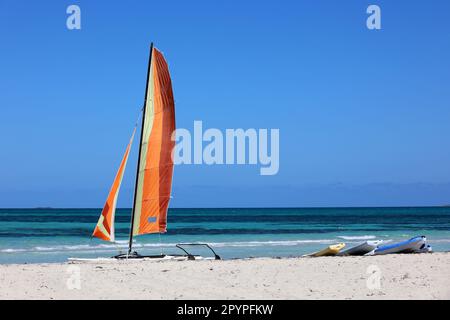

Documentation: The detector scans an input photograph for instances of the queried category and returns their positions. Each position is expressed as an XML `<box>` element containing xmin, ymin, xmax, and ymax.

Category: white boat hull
<box><xmin>68</xmin><ymin>255</ymin><xmax>215</xmax><ymax>263</ymax></box>
<box><xmin>337</xmin><ymin>240</ymin><xmax>383</xmax><ymax>256</ymax></box>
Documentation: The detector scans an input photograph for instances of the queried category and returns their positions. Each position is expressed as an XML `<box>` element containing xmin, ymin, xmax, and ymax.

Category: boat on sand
<box><xmin>337</xmin><ymin>240</ymin><xmax>383</xmax><ymax>256</ymax></box>
<box><xmin>303</xmin><ymin>243</ymin><xmax>346</xmax><ymax>257</ymax></box>
<box><xmin>368</xmin><ymin>236</ymin><xmax>428</xmax><ymax>255</ymax></box>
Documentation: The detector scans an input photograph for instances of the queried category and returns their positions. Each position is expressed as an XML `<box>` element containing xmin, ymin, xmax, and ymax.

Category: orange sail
<box><xmin>131</xmin><ymin>47</ymin><xmax>176</xmax><ymax>236</ymax></box>
<box><xmin>93</xmin><ymin>129</ymin><xmax>136</xmax><ymax>241</ymax></box>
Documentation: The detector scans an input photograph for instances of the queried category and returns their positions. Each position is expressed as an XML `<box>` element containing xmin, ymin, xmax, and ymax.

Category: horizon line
<box><xmin>1</xmin><ymin>205</ymin><xmax>450</xmax><ymax>210</ymax></box>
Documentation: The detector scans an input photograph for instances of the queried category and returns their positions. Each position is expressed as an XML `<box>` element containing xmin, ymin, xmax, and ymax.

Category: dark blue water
<box><xmin>1</xmin><ymin>207</ymin><xmax>449</xmax><ymax>263</ymax></box>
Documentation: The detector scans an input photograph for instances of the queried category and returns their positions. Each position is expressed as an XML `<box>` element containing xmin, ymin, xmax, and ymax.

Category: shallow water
<box><xmin>1</xmin><ymin>207</ymin><xmax>449</xmax><ymax>263</ymax></box>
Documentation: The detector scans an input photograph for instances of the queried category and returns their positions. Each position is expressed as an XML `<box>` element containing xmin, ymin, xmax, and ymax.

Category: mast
<box><xmin>128</xmin><ymin>42</ymin><xmax>154</xmax><ymax>255</ymax></box>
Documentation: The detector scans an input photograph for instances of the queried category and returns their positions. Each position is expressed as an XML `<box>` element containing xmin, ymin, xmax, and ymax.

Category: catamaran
<box><xmin>70</xmin><ymin>44</ymin><xmax>220</xmax><ymax>262</ymax></box>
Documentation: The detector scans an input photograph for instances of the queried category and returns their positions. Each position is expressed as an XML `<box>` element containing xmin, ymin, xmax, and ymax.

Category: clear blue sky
<box><xmin>1</xmin><ymin>0</ymin><xmax>449</xmax><ymax>207</ymax></box>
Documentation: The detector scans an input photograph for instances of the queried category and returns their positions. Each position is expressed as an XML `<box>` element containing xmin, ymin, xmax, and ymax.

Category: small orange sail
<box><xmin>93</xmin><ymin>128</ymin><xmax>136</xmax><ymax>241</ymax></box>
<box><xmin>131</xmin><ymin>47</ymin><xmax>176</xmax><ymax>236</ymax></box>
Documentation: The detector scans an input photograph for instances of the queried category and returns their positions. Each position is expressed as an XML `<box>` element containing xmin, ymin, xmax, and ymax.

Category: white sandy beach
<box><xmin>0</xmin><ymin>253</ymin><xmax>449</xmax><ymax>300</ymax></box>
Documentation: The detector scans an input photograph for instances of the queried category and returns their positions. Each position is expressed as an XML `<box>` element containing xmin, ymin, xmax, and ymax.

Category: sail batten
<box><xmin>92</xmin><ymin>128</ymin><xmax>136</xmax><ymax>242</ymax></box>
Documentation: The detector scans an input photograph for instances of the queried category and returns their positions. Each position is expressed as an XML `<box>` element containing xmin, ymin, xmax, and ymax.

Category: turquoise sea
<box><xmin>1</xmin><ymin>207</ymin><xmax>450</xmax><ymax>264</ymax></box>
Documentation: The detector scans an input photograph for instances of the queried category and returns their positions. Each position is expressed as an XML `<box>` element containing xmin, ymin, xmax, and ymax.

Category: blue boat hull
<box><xmin>373</xmin><ymin>236</ymin><xmax>427</xmax><ymax>255</ymax></box>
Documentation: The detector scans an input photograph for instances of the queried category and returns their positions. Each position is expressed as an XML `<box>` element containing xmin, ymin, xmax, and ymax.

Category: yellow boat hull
<box><xmin>305</xmin><ymin>243</ymin><xmax>346</xmax><ymax>257</ymax></box>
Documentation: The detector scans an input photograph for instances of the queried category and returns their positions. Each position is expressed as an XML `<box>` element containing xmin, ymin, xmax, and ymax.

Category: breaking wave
<box><xmin>0</xmin><ymin>239</ymin><xmax>336</xmax><ymax>254</ymax></box>
<box><xmin>3</xmin><ymin>238</ymin><xmax>449</xmax><ymax>254</ymax></box>
<box><xmin>337</xmin><ymin>235</ymin><xmax>377</xmax><ymax>240</ymax></box>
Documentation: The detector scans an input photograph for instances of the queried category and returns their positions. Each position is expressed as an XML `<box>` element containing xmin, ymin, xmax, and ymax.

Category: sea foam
<box><xmin>337</xmin><ymin>235</ymin><xmax>377</xmax><ymax>241</ymax></box>
<box><xmin>0</xmin><ymin>239</ymin><xmax>336</xmax><ymax>254</ymax></box>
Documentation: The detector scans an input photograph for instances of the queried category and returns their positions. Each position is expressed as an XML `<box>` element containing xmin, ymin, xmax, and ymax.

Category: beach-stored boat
<box><xmin>303</xmin><ymin>243</ymin><xmax>346</xmax><ymax>257</ymax></box>
<box><xmin>369</xmin><ymin>236</ymin><xmax>427</xmax><ymax>255</ymax></box>
<box><xmin>71</xmin><ymin>44</ymin><xmax>220</xmax><ymax>262</ymax></box>
<box><xmin>337</xmin><ymin>240</ymin><xmax>383</xmax><ymax>256</ymax></box>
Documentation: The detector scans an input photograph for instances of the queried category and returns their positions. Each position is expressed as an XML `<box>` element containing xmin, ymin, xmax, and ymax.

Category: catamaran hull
<box><xmin>68</xmin><ymin>244</ymin><xmax>221</xmax><ymax>263</ymax></box>
<box><xmin>68</xmin><ymin>255</ymin><xmax>215</xmax><ymax>263</ymax></box>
